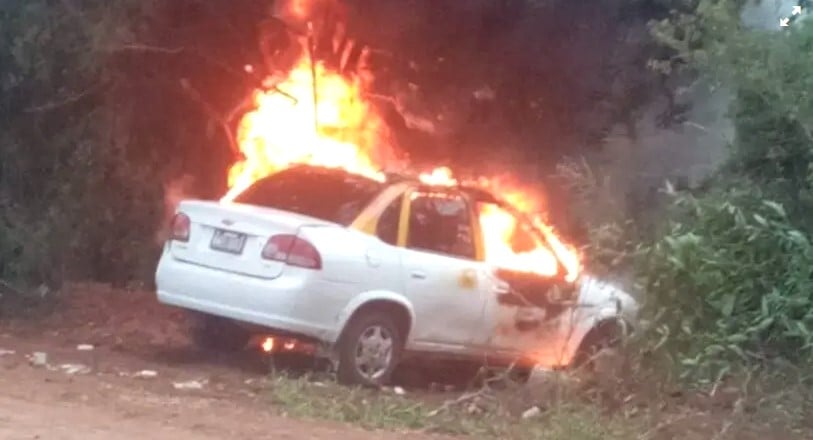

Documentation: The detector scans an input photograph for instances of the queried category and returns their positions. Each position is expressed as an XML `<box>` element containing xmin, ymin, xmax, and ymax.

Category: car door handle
<box><xmin>410</xmin><ymin>271</ymin><xmax>427</xmax><ymax>279</ymax></box>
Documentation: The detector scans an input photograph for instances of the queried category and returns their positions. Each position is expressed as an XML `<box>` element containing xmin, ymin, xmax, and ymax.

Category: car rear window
<box><xmin>234</xmin><ymin>166</ymin><xmax>385</xmax><ymax>225</ymax></box>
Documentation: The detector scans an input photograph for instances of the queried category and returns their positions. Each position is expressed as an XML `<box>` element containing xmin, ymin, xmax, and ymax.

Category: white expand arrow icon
<box><xmin>780</xmin><ymin>17</ymin><xmax>790</xmax><ymax>27</ymax></box>
<box><xmin>793</xmin><ymin>5</ymin><xmax>802</xmax><ymax>15</ymax></box>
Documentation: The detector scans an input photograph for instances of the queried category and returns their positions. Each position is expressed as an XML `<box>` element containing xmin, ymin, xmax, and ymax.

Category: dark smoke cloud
<box><xmin>337</xmin><ymin>0</ymin><xmax>674</xmax><ymax>172</ymax></box>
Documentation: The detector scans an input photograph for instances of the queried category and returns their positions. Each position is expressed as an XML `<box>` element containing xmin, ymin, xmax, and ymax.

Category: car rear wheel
<box><xmin>336</xmin><ymin>311</ymin><xmax>402</xmax><ymax>387</ymax></box>
<box><xmin>189</xmin><ymin>313</ymin><xmax>250</xmax><ymax>353</ymax></box>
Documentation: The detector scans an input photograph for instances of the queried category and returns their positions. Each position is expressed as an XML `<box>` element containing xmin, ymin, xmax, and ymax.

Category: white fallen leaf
<box><xmin>76</xmin><ymin>344</ymin><xmax>94</xmax><ymax>351</ymax></box>
<box><xmin>173</xmin><ymin>379</ymin><xmax>206</xmax><ymax>390</ymax></box>
<box><xmin>393</xmin><ymin>386</ymin><xmax>406</xmax><ymax>395</ymax></box>
<box><xmin>522</xmin><ymin>406</ymin><xmax>541</xmax><ymax>419</ymax></box>
<box><xmin>29</xmin><ymin>352</ymin><xmax>48</xmax><ymax>367</ymax></box>
<box><xmin>133</xmin><ymin>370</ymin><xmax>158</xmax><ymax>379</ymax></box>
<box><xmin>0</xmin><ymin>349</ymin><xmax>15</xmax><ymax>356</ymax></box>
<box><xmin>60</xmin><ymin>363</ymin><xmax>91</xmax><ymax>375</ymax></box>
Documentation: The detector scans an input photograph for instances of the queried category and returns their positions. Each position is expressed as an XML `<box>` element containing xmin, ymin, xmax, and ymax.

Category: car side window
<box><xmin>407</xmin><ymin>192</ymin><xmax>476</xmax><ymax>260</ymax></box>
<box><xmin>376</xmin><ymin>195</ymin><xmax>403</xmax><ymax>246</ymax></box>
<box><xmin>512</xmin><ymin>223</ymin><xmax>540</xmax><ymax>253</ymax></box>
<box><xmin>509</xmin><ymin>216</ymin><xmax>544</xmax><ymax>254</ymax></box>
<box><xmin>477</xmin><ymin>202</ymin><xmax>544</xmax><ymax>254</ymax></box>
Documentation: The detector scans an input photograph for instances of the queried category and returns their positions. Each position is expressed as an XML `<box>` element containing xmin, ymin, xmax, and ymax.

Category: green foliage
<box><xmin>628</xmin><ymin>0</ymin><xmax>813</xmax><ymax>384</ymax></box>
<box><xmin>651</xmin><ymin>1</ymin><xmax>813</xmax><ymax>194</ymax></box>
<box><xmin>268</xmin><ymin>374</ymin><xmax>640</xmax><ymax>439</ymax></box>
<box><xmin>553</xmin><ymin>157</ymin><xmax>650</xmax><ymax>277</ymax></box>
<box><xmin>0</xmin><ymin>0</ymin><xmax>163</xmax><ymax>289</ymax></box>
<box><xmin>724</xmin><ymin>26</ymin><xmax>813</xmax><ymax>231</ymax></box>
<box><xmin>639</xmin><ymin>187</ymin><xmax>813</xmax><ymax>382</ymax></box>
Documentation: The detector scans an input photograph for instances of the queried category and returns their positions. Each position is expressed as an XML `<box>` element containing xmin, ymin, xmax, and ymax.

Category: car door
<box><xmin>398</xmin><ymin>189</ymin><xmax>490</xmax><ymax>351</ymax></box>
<box><xmin>477</xmin><ymin>202</ymin><xmax>574</xmax><ymax>367</ymax></box>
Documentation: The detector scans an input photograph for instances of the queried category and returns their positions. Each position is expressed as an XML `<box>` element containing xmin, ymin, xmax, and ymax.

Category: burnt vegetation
<box><xmin>2</xmin><ymin>0</ymin><xmax>813</xmax><ymax>438</ymax></box>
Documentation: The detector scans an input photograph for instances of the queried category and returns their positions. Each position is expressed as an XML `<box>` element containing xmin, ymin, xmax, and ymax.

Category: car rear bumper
<box><xmin>155</xmin><ymin>252</ymin><xmax>336</xmax><ymax>342</ymax></box>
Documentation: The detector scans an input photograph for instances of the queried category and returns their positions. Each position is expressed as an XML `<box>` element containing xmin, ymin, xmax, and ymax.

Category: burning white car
<box><xmin>155</xmin><ymin>165</ymin><xmax>638</xmax><ymax>386</ymax></box>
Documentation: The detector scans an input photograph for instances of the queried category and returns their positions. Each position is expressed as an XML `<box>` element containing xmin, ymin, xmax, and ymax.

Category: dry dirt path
<box><xmin>0</xmin><ymin>283</ymin><xmax>441</xmax><ymax>440</ymax></box>
<box><xmin>0</xmin><ymin>385</ymin><xmax>296</xmax><ymax>440</ymax></box>
<box><xmin>0</xmin><ymin>364</ymin><xmax>428</xmax><ymax>440</ymax></box>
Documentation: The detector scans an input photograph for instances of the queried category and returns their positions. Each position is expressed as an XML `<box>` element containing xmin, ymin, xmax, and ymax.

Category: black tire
<box><xmin>571</xmin><ymin>320</ymin><xmax>623</xmax><ymax>372</ymax></box>
<box><xmin>507</xmin><ymin>365</ymin><xmax>533</xmax><ymax>384</ymax></box>
<box><xmin>189</xmin><ymin>313</ymin><xmax>250</xmax><ymax>353</ymax></box>
<box><xmin>336</xmin><ymin>311</ymin><xmax>403</xmax><ymax>387</ymax></box>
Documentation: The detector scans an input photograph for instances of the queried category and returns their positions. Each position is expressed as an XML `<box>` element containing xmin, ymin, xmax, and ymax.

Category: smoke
<box><xmin>154</xmin><ymin>175</ymin><xmax>199</xmax><ymax>245</ymax></box>
<box><xmin>573</xmin><ymin>0</ymin><xmax>795</xmax><ymax>233</ymax></box>
<box><xmin>741</xmin><ymin>0</ymin><xmax>797</xmax><ymax>29</ymax></box>
<box><xmin>607</xmin><ymin>0</ymin><xmax>792</xmax><ymax>189</ymax></box>
<box><xmin>238</xmin><ymin>0</ymin><xmax>781</xmax><ymax>236</ymax></box>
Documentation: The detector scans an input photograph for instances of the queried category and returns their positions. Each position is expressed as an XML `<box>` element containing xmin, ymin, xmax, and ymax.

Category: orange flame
<box><xmin>289</xmin><ymin>0</ymin><xmax>310</xmax><ymax>18</ymax></box>
<box><xmin>221</xmin><ymin>51</ymin><xmax>394</xmax><ymax>203</ymax></box>
<box><xmin>418</xmin><ymin>166</ymin><xmax>457</xmax><ymax>186</ymax></box>
<box><xmin>477</xmin><ymin>175</ymin><xmax>581</xmax><ymax>281</ymax></box>
<box><xmin>478</xmin><ymin>203</ymin><xmax>559</xmax><ymax>277</ymax></box>
<box><xmin>221</xmin><ymin>33</ymin><xmax>581</xmax><ymax>281</ymax></box>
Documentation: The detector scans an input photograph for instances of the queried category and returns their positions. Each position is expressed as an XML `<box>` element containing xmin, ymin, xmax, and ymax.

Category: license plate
<box><xmin>210</xmin><ymin>229</ymin><xmax>247</xmax><ymax>254</ymax></box>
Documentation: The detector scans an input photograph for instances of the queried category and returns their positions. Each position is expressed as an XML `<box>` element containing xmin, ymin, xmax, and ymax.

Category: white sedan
<box><xmin>155</xmin><ymin>165</ymin><xmax>638</xmax><ymax>386</ymax></box>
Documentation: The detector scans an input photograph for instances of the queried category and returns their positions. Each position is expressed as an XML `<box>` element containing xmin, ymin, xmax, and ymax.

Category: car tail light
<box><xmin>262</xmin><ymin>234</ymin><xmax>322</xmax><ymax>270</ymax></box>
<box><xmin>170</xmin><ymin>213</ymin><xmax>190</xmax><ymax>242</ymax></box>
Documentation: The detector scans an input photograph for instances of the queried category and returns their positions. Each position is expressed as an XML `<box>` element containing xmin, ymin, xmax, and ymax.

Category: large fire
<box><xmin>221</xmin><ymin>26</ymin><xmax>581</xmax><ymax>282</ymax></box>
<box><xmin>222</xmin><ymin>53</ymin><xmax>395</xmax><ymax>202</ymax></box>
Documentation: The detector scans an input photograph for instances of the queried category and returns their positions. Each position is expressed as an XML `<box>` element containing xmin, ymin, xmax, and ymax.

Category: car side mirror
<box><xmin>547</xmin><ymin>285</ymin><xmax>565</xmax><ymax>303</ymax></box>
<box><xmin>495</xmin><ymin>279</ymin><xmax>527</xmax><ymax>306</ymax></box>
<box><xmin>497</xmin><ymin>290</ymin><xmax>527</xmax><ymax>306</ymax></box>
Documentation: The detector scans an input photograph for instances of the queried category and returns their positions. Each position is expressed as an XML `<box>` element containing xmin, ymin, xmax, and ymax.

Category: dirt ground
<box><xmin>0</xmin><ymin>283</ymin><xmax>442</xmax><ymax>440</ymax></box>
<box><xmin>0</xmin><ymin>283</ymin><xmax>808</xmax><ymax>440</ymax></box>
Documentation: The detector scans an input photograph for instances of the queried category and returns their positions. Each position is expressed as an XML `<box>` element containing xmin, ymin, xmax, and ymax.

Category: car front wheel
<box><xmin>572</xmin><ymin>319</ymin><xmax>624</xmax><ymax>372</ymax></box>
<box><xmin>336</xmin><ymin>311</ymin><xmax>402</xmax><ymax>387</ymax></box>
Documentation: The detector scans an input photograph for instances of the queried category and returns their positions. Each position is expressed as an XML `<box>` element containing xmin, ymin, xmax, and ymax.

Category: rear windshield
<box><xmin>234</xmin><ymin>166</ymin><xmax>385</xmax><ymax>225</ymax></box>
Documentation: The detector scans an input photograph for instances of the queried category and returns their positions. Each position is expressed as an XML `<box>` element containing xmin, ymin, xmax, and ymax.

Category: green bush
<box><xmin>626</xmin><ymin>0</ymin><xmax>813</xmax><ymax>384</ymax></box>
<box><xmin>0</xmin><ymin>0</ymin><xmax>163</xmax><ymax>290</ymax></box>
<box><xmin>553</xmin><ymin>157</ymin><xmax>653</xmax><ymax>278</ymax></box>
<box><xmin>638</xmin><ymin>187</ymin><xmax>813</xmax><ymax>383</ymax></box>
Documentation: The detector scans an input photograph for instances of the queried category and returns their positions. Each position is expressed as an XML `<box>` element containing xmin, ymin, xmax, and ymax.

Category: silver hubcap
<box><xmin>354</xmin><ymin>325</ymin><xmax>394</xmax><ymax>381</ymax></box>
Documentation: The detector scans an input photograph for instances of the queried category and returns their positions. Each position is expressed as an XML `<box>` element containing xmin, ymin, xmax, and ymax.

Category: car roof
<box><xmin>278</xmin><ymin>164</ymin><xmax>508</xmax><ymax>209</ymax></box>
<box><xmin>275</xmin><ymin>164</ymin><xmax>557</xmax><ymax>260</ymax></box>
<box><xmin>272</xmin><ymin>164</ymin><xmax>385</xmax><ymax>186</ymax></box>
<box><xmin>384</xmin><ymin>171</ymin><xmax>501</xmax><ymax>203</ymax></box>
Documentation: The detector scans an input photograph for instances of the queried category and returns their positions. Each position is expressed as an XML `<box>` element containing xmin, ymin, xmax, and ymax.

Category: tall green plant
<box><xmin>640</xmin><ymin>188</ymin><xmax>813</xmax><ymax>382</ymax></box>
<box><xmin>629</xmin><ymin>0</ymin><xmax>813</xmax><ymax>383</ymax></box>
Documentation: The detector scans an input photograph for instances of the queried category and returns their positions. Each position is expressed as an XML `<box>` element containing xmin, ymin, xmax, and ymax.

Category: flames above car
<box><xmin>218</xmin><ymin>0</ymin><xmax>580</xmax><ymax>282</ymax></box>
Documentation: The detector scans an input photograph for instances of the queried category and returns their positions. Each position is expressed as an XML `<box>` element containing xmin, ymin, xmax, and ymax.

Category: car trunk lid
<box><xmin>168</xmin><ymin>200</ymin><xmax>334</xmax><ymax>279</ymax></box>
